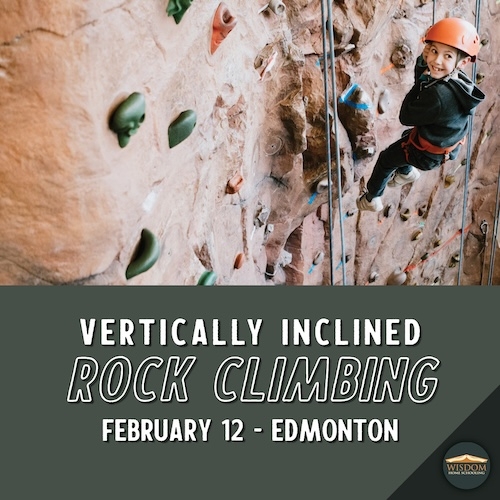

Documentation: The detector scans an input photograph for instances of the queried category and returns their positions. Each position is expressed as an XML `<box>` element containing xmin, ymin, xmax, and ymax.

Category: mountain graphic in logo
<box><xmin>445</xmin><ymin>454</ymin><xmax>488</xmax><ymax>464</ymax></box>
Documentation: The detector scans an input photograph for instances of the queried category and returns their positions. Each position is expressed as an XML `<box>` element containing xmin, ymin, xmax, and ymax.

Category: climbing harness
<box><xmin>320</xmin><ymin>0</ymin><xmax>347</xmax><ymax>286</ymax></box>
<box><xmin>401</xmin><ymin>127</ymin><xmax>466</xmax><ymax>165</ymax></box>
<box><xmin>487</xmin><ymin>172</ymin><xmax>500</xmax><ymax>285</ymax></box>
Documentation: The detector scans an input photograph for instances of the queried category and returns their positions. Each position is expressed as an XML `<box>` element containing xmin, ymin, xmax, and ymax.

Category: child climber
<box><xmin>357</xmin><ymin>17</ymin><xmax>485</xmax><ymax>212</ymax></box>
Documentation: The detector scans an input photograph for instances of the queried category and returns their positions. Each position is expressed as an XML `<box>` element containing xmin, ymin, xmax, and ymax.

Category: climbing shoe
<box><xmin>387</xmin><ymin>166</ymin><xmax>421</xmax><ymax>188</ymax></box>
<box><xmin>356</xmin><ymin>193</ymin><xmax>383</xmax><ymax>212</ymax></box>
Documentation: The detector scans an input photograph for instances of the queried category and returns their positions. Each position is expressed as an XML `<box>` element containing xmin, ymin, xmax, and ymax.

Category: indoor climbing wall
<box><xmin>1</xmin><ymin>0</ymin><xmax>499</xmax><ymax>285</ymax></box>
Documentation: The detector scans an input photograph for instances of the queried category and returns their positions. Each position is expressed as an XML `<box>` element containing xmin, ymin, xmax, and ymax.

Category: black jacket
<box><xmin>399</xmin><ymin>55</ymin><xmax>485</xmax><ymax>149</ymax></box>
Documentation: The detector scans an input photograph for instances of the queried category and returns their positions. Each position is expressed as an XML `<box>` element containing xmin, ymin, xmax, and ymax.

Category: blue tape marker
<box><xmin>308</xmin><ymin>192</ymin><xmax>318</xmax><ymax>204</ymax></box>
<box><xmin>316</xmin><ymin>52</ymin><xmax>331</xmax><ymax>67</ymax></box>
<box><xmin>308</xmin><ymin>264</ymin><xmax>316</xmax><ymax>274</ymax></box>
<box><xmin>339</xmin><ymin>83</ymin><xmax>371</xmax><ymax>110</ymax></box>
<box><xmin>339</xmin><ymin>83</ymin><xmax>358</xmax><ymax>102</ymax></box>
<box><xmin>344</xmin><ymin>101</ymin><xmax>370</xmax><ymax>110</ymax></box>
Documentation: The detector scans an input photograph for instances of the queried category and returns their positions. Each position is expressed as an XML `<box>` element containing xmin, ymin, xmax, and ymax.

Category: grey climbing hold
<box><xmin>368</xmin><ymin>271</ymin><xmax>379</xmax><ymax>283</ymax></box>
<box><xmin>449</xmin><ymin>253</ymin><xmax>460</xmax><ymax>267</ymax></box>
<box><xmin>255</xmin><ymin>205</ymin><xmax>270</xmax><ymax>227</ymax></box>
<box><xmin>313</xmin><ymin>251</ymin><xmax>325</xmax><ymax>266</ymax></box>
<box><xmin>400</xmin><ymin>209</ymin><xmax>411</xmax><ymax>221</ymax></box>
<box><xmin>264</xmin><ymin>136</ymin><xmax>284</xmax><ymax>156</ymax></box>
<box><xmin>444</xmin><ymin>174</ymin><xmax>455</xmax><ymax>188</ymax></box>
<box><xmin>337</xmin><ymin>82</ymin><xmax>376</xmax><ymax>160</ymax></box>
<box><xmin>378</xmin><ymin>89</ymin><xmax>390</xmax><ymax>114</ymax></box>
<box><xmin>418</xmin><ymin>204</ymin><xmax>428</xmax><ymax>217</ymax></box>
<box><xmin>411</xmin><ymin>229</ymin><xmax>423</xmax><ymax>241</ymax></box>
<box><xmin>391</xmin><ymin>44</ymin><xmax>412</xmax><ymax>68</ymax></box>
<box><xmin>384</xmin><ymin>203</ymin><xmax>394</xmax><ymax>218</ymax></box>
<box><xmin>279</xmin><ymin>250</ymin><xmax>293</xmax><ymax>267</ymax></box>
<box><xmin>387</xmin><ymin>268</ymin><xmax>407</xmax><ymax>286</ymax></box>
<box><xmin>264</xmin><ymin>224</ymin><xmax>274</xmax><ymax>242</ymax></box>
<box><xmin>265</xmin><ymin>264</ymin><xmax>276</xmax><ymax>279</ymax></box>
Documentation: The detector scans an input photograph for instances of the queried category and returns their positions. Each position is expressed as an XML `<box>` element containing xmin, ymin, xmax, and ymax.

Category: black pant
<box><xmin>366</xmin><ymin>135</ymin><xmax>449</xmax><ymax>198</ymax></box>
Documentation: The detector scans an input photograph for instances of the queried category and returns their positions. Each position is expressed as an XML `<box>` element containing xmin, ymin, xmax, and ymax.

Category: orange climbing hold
<box><xmin>210</xmin><ymin>3</ymin><xmax>237</xmax><ymax>54</ymax></box>
<box><xmin>226</xmin><ymin>173</ymin><xmax>244</xmax><ymax>194</ymax></box>
<box><xmin>234</xmin><ymin>253</ymin><xmax>245</xmax><ymax>269</ymax></box>
<box><xmin>380</xmin><ymin>62</ymin><xmax>395</xmax><ymax>74</ymax></box>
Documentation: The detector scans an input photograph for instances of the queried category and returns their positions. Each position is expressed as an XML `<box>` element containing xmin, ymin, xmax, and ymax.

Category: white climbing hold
<box><xmin>142</xmin><ymin>191</ymin><xmax>158</xmax><ymax>213</ymax></box>
<box><xmin>268</xmin><ymin>0</ymin><xmax>286</xmax><ymax>15</ymax></box>
<box><xmin>378</xmin><ymin>89</ymin><xmax>390</xmax><ymax>114</ymax></box>
<box><xmin>387</xmin><ymin>268</ymin><xmax>407</xmax><ymax>286</ymax></box>
<box><xmin>258</xmin><ymin>1</ymin><xmax>286</xmax><ymax>15</ymax></box>
<box><xmin>316</xmin><ymin>177</ymin><xmax>329</xmax><ymax>193</ymax></box>
<box><xmin>313</xmin><ymin>251</ymin><xmax>325</xmax><ymax>266</ymax></box>
<box><xmin>259</xmin><ymin>51</ymin><xmax>278</xmax><ymax>81</ymax></box>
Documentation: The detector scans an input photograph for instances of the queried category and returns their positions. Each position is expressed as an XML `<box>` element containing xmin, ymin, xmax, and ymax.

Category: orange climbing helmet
<box><xmin>424</xmin><ymin>17</ymin><xmax>480</xmax><ymax>61</ymax></box>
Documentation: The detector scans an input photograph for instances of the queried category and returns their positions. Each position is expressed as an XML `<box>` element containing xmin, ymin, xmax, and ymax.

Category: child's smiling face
<box><xmin>426</xmin><ymin>41</ymin><xmax>466</xmax><ymax>79</ymax></box>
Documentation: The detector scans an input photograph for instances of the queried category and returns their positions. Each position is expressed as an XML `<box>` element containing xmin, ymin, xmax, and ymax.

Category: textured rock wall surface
<box><xmin>1</xmin><ymin>0</ymin><xmax>498</xmax><ymax>285</ymax></box>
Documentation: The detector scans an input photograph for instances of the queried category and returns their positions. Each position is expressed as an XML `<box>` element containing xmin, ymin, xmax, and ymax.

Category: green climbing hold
<box><xmin>126</xmin><ymin>228</ymin><xmax>161</xmax><ymax>280</ymax></box>
<box><xmin>109</xmin><ymin>92</ymin><xmax>146</xmax><ymax>148</ymax></box>
<box><xmin>167</xmin><ymin>0</ymin><xmax>194</xmax><ymax>24</ymax></box>
<box><xmin>168</xmin><ymin>110</ymin><xmax>197</xmax><ymax>148</ymax></box>
<box><xmin>197</xmin><ymin>270</ymin><xmax>217</xmax><ymax>286</ymax></box>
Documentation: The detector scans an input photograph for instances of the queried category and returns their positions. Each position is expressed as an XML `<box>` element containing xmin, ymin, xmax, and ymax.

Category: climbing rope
<box><xmin>319</xmin><ymin>0</ymin><xmax>347</xmax><ymax>286</ymax></box>
<box><xmin>487</xmin><ymin>170</ymin><xmax>500</xmax><ymax>285</ymax></box>
<box><xmin>403</xmin><ymin>223</ymin><xmax>472</xmax><ymax>274</ymax></box>
<box><xmin>457</xmin><ymin>0</ymin><xmax>482</xmax><ymax>285</ymax></box>
<box><xmin>319</xmin><ymin>0</ymin><xmax>334</xmax><ymax>285</ymax></box>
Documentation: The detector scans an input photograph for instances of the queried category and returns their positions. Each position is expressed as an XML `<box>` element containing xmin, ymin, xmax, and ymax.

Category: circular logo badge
<box><xmin>443</xmin><ymin>442</ymin><xmax>490</xmax><ymax>490</ymax></box>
